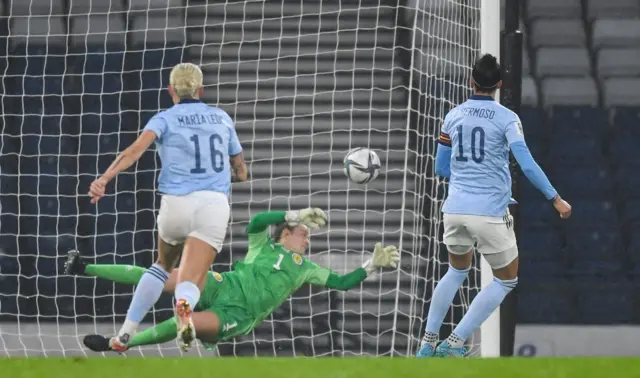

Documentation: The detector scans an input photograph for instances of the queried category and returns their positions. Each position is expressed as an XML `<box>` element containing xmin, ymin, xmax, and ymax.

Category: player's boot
<box><xmin>64</xmin><ymin>249</ymin><xmax>86</xmax><ymax>276</ymax></box>
<box><xmin>415</xmin><ymin>343</ymin><xmax>436</xmax><ymax>358</ymax></box>
<box><xmin>175</xmin><ymin>299</ymin><xmax>196</xmax><ymax>351</ymax></box>
<box><xmin>434</xmin><ymin>341</ymin><xmax>467</xmax><ymax>358</ymax></box>
<box><xmin>83</xmin><ymin>334</ymin><xmax>128</xmax><ymax>353</ymax></box>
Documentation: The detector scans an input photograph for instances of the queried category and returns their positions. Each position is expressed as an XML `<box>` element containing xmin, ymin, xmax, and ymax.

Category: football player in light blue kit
<box><xmin>416</xmin><ymin>54</ymin><xmax>572</xmax><ymax>358</ymax></box>
<box><xmin>87</xmin><ymin>63</ymin><xmax>247</xmax><ymax>351</ymax></box>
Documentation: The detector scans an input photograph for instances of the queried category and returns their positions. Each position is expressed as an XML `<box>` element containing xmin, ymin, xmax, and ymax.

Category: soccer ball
<box><xmin>343</xmin><ymin>148</ymin><xmax>381</xmax><ymax>184</ymax></box>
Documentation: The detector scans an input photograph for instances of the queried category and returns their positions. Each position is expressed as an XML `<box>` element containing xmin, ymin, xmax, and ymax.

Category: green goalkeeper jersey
<box><xmin>230</xmin><ymin>211</ymin><xmax>332</xmax><ymax>326</ymax></box>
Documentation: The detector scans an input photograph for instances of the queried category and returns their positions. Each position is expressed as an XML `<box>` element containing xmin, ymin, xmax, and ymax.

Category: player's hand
<box><xmin>88</xmin><ymin>177</ymin><xmax>109</xmax><ymax>204</ymax></box>
<box><xmin>285</xmin><ymin>208</ymin><xmax>327</xmax><ymax>229</ymax></box>
<box><xmin>552</xmin><ymin>195</ymin><xmax>571</xmax><ymax>219</ymax></box>
<box><xmin>371</xmin><ymin>242</ymin><xmax>400</xmax><ymax>269</ymax></box>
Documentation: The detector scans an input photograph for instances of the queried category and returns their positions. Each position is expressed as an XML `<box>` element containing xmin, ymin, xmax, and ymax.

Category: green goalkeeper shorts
<box><xmin>197</xmin><ymin>271</ymin><xmax>256</xmax><ymax>350</ymax></box>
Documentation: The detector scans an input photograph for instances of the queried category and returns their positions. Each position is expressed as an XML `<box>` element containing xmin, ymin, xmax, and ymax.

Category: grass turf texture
<box><xmin>2</xmin><ymin>358</ymin><xmax>640</xmax><ymax>378</ymax></box>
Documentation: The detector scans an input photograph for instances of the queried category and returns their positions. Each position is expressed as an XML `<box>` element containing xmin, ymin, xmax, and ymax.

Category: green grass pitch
<box><xmin>2</xmin><ymin>357</ymin><xmax>640</xmax><ymax>378</ymax></box>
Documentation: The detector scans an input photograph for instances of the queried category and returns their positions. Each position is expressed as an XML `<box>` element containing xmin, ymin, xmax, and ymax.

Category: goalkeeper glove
<box><xmin>362</xmin><ymin>242</ymin><xmax>400</xmax><ymax>275</ymax></box>
<box><xmin>285</xmin><ymin>208</ymin><xmax>328</xmax><ymax>229</ymax></box>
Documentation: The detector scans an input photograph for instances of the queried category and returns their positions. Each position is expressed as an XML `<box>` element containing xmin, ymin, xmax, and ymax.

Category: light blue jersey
<box><xmin>440</xmin><ymin>95</ymin><xmax>524</xmax><ymax>217</ymax></box>
<box><xmin>144</xmin><ymin>99</ymin><xmax>243</xmax><ymax>196</ymax></box>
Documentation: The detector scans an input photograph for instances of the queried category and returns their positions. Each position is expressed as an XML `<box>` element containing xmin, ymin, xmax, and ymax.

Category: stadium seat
<box><xmin>586</xmin><ymin>0</ymin><xmax>640</xmax><ymax>20</ymax></box>
<box><xmin>519</xmin><ymin>200</ymin><xmax>559</xmax><ymax>228</ymax></box>
<box><xmin>597</xmin><ymin>48</ymin><xmax>640</xmax><ymax>78</ymax></box>
<box><xmin>614</xmin><ymin>167</ymin><xmax>640</xmax><ymax>200</ymax></box>
<box><xmin>69</xmin><ymin>0</ymin><xmax>125</xmax><ymax>15</ymax></box>
<box><xmin>575</xmin><ymin>283</ymin><xmax>634</xmax><ymax>324</ymax></box>
<box><xmin>622</xmin><ymin>200</ymin><xmax>640</xmax><ymax>226</ymax></box>
<box><xmin>521</xmin><ymin>76</ymin><xmax>538</xmax><ymax>107</ymax></box>
<box><xmin>517</xmin><ymin>286</ymin><xmax>572</xmax><ymax>323</ymax></box>
<box><xmin>519</xmin><ymin>106</ymin><xmax>547</xmax><ymax>140</ymax></box>
<box><xmin>535</xmin><ymin>47</ymin><xmax>591</xmax><ymax>77</ymax></box>
<box><xmin>530</xmin><ymin>19</ymin><xmax>586</xmax><ymax>48</ymax></box>
<box><xmin>9</xmin><ymin>15</ymin><xmax>66</xmax><ymax>48</ymax></box>
<box><xmin>613</xmin><ymin>106</ymin><xmax>640</xmax><ymax>133</ymax></box>
<box><xmin>565</xmin><ymin>227</ymin><xmax>623</xmax><ymax>262</ymax></box>
<box><xmin>550</xmin><ymin>106</ymin><xmax>608</xmax><ymax>137</ymax></box>
<box><xmin>551</xmin><ymin>170</ymin><xmax>613</xmax><ymax>199</ymax></box>
<box><xmin>130</xmin><ymin>13</ymin><xmax>186</xmax><ymax>47</ymax></box>
<box><xmin>542</xmin><ymin>78</ymin><xmax>598</xmax><ymax>107</ymax></box>
<box><xmin>547</xmin><ymin>137</ymin><xmax>603</xmax><ymax>166</ymax></box>
<box><xmin>519</xmin><ymin>261</ymin><xmax>564</xmax><ymax>284</ymax></box>
<box><xmin>603</xmin><ymin>78</ymin><xmax>640</xmax><ymax>108</ymax></box>
<box><xmin>592</xmin><ymin>19</ymin><xmax>640</xmax><ymax>49</ymax></box>
<box><xmin>128</xmin><ymin>0</ymin><xmax>183</xmax><ymax>11</ymax></box>
<box><xmin>627</xmin><ymin>233</ymin><xmax>640</xmax><ymax>262</ymax></box>
<box><xmin>518</xmin><ymin>227</ymin><xmax>562</xmax><ymax>262</ymax></box>
<box><xmin>569</xmin><ymin>261</ymin><xmax>622</xmax><ymax>281</ymax></box>
<box><xmin>526</xmin><ymin>0</ymin><xmax>582</xmax><ymax>19</ymax></box>
<box><xmin>563</xmin><ymin>200</ymin><xmax>618</xmax><ymax>227</ymax></box>
<box><xmin>70</xmin><ymin>15</ymin><xmax>126</xmax><ymax>47</ymax></box>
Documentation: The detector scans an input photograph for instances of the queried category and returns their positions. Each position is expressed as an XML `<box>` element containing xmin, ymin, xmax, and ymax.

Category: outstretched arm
<box><xmin>89</xmin><ymin>127</ymin><xmax>158</xmax><ymax>203</ymax></box>
<box><xmin>306</xmin><ymin>243</ymin><xmax>400</xmax><ymax>291</ymax></box>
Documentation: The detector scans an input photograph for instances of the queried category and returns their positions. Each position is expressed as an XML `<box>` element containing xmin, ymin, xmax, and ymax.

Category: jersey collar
<box><xmin>178</xmin><ymin>99</ymin><xmax>203</xmax><ymax>104</ymax></box>
<box><xmin>469</xmin><ymin>95</ymin><xmax>495</xmax><ymax>101</ymax></box>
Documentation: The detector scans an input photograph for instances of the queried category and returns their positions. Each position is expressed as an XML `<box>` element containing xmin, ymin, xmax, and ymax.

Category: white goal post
<box><xmin>0</xmin><ymin>0</ymin><xmax>502</xmax><ymax>357</ymax></box>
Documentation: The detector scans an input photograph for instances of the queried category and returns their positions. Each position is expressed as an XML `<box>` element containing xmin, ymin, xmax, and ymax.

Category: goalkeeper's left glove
<box><xmin>362</xmin><ymin>242</ymin><xmax>400</xmax><ymax>275</ymax></box>
<box><xmin>285</xmin><ymin>208</ymin><xmax>328</xmax><ymax>229</ymax></box>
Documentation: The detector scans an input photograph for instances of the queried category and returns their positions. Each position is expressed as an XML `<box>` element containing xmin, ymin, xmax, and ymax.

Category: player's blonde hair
<box><xmin>169</xmin><ymin>63</ymin><xmax>203</xmax><ymax>98</ymax></box>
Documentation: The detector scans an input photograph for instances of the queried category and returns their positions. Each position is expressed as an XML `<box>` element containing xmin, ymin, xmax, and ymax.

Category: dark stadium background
<box><xmin>0</xmin><ymin>0</ymin><xmax>638</xmax><ymax>357</ymax></box>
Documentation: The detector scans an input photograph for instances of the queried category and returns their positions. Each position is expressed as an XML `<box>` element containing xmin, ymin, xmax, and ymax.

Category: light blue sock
<box><xmin>424</xmin><ymin>265</ymin><xmax>470</xmax><ymax>343</ymax></box>
<box><xmin>448</xmin><ymin>276</ymin><xmax>517</xmax><ymax>347</ymax></box>
<box><xmin>118</xmin><ymin>264</ymin><xmax>170</xmax><ymax>338</ymax></box>
<box><xmin>175</xmin><ymin>281</ymin><xmax>201</xmax><ymax>309</ymax></box>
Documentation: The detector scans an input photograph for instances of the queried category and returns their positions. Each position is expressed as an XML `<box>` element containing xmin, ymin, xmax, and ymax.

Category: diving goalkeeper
<box><xmin>73</xmin><ymin>208</ymin><xmax>399</xmax><ymax>352</ymax></box>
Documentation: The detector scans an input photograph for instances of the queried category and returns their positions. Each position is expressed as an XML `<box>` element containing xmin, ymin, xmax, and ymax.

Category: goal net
<box><xmin>0</xmin><ymin>0</ymin><xmax>486</xmax><ymax>357</ymax></box>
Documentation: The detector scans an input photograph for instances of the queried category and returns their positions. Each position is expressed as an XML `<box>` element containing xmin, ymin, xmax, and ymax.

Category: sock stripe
<box><xmin>448</xmin><ymin>264</ymin><xmax>471</xmax><ymax>274</ymax></box>
<box><xmin>147</xmin><ymin>267</ymin><xmax>168</xmax><ymax>283</ymax></box>
<box><xmin>494</xmin><ymin>277</ymin><xmax>518</xmax><ymax>289</ymax></box>
<box><xmin>150</xmin><ymin>264</ymin><xmax>170</xmax><ymax>278</ymax></box>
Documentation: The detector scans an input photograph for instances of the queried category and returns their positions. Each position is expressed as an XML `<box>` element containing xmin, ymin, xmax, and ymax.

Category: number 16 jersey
<box><xmin>441</xmin><ymin>95</ymin><xmax>524</xmax><ymax>217</ymax></box>
<box><xmin>144</xmin><ymin>99</ymin><xmax>243</xmax><ymax>196</ymax></box>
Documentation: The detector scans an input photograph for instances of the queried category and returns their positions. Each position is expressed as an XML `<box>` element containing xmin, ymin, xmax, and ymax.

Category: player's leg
<box><xmin>417</xmin><ymin>214</ymin><xmax>473</xmax><ymax>358</ymax></box>
<box><xmin>83</xmin><ymin>311</ymin><xmax>222</xmax><ymax>352</ymax></box>
<box><xmin>173</xmin><ymin>192</ymin><xmax>230</xmax><ymax>350</ymax></box>
<box><xmin>436</xmin><ymin>214</ymin><xmax>518</xmax><ymax>357</ymax></box>
<box><xmin>64</xmin><ymin>249</ymin><xmax>181</xmax><ymax>292</ymax></box>
<box><xmin>110</xmin><ymin>238</ymin><xmax>183</xmax><ymax>350</ymax></box>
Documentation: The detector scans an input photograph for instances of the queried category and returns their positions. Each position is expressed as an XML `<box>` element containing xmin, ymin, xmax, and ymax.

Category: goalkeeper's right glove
<box><xmin>285</xmin><ymin>208</ymin><xmax>328</xmax><ymax>229</ymax></box>
<box><xmin>362</xmin><ymin>242</ymin><xmax>400</xmax><ymax>275</ymax></box>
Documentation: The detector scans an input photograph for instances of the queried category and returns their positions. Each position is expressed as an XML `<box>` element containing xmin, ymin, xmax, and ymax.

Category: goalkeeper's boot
<box><xmin>175</xmin><ymin>299</ymin><xmax>196</xmax><ymax>351</ymax></box>
<box><xmin>434</xmin><ymin>341</ymin><xmax>467</xmax><ymax>358</ymax></box>
<box><xmin>415</xmin><ymin>343</ymin><xmax>436</xmax><ymax>358</ymax></box>
<box><xmin>83</xmin><ymin>334</ymin><xmax>128</xmax><ymax>353</ymax></box>
<box><xmin>64</xmin><ymin>249</ymin><xmax>86</xmax><ymax>276</ymax></box>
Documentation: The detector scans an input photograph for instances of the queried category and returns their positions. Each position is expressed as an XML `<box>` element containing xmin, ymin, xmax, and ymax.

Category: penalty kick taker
<box><xmin>70</xmin><ymin>209</ymin><xmax>400</xmax><ymax>352</ymax></box>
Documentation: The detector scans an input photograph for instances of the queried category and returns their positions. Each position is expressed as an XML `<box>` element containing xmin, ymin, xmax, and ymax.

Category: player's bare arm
<box><xmin>88</xmin><ymin>130</ymin><xmax>156</xmax><ymax>204</ymax></box>
<box><xmin>230</xmin><ymin>152</ymin><xmax>248</xmax><ymax>182</ymax></box>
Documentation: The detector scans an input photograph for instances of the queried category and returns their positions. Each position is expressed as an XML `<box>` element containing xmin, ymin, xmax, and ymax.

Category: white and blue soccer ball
<box><xmin>343</xmin><ymin>147</ymin><xmax>381</xmax><ymax>184</ymax></box>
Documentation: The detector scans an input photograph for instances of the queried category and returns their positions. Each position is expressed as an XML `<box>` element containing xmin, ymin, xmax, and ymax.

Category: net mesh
<box><xmin>0</xmin><ymin>0</ymin><xmax>483</xmax><ymax>357</ymax></box>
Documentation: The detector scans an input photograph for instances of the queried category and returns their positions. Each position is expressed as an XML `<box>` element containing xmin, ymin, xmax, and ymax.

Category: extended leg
<box><xmin>416</xmin><ymin>247</ymin><xmax>472</xmax><ymax>357</ymax></box>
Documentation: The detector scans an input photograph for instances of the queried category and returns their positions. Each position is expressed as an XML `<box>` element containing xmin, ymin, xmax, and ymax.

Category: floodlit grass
<box><xmin>1</xmin><ymin>357</ymin><xmax>640</xmax><ymax>378</ymax></box>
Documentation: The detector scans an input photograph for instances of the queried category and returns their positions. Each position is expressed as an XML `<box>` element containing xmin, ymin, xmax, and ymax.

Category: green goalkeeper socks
<box><xmin>128</xmin><ymin>318</ymin><xmax>177</xmax><ymax>347</ymax></box>
<box><xmin>85</xmin><ymin>264</ymin><xmax>147</xmax><ymax>285</ymax></box>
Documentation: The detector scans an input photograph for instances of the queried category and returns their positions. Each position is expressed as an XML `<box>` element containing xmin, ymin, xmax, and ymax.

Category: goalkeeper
<box><xmin>73</xmin><ymin>208</ymin><xmax>399</xmax><ymax>352</ymax></box>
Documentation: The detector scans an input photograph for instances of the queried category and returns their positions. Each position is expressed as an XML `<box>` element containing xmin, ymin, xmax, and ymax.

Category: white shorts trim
<box><xmin>157</xmin><ymin>191</ymin><xmax>230</xmax><ymax>252</ymax></box>
<box><xmin>443</xmin><ymin>212</ymin><xmax>517</xmax><ymax>256</ymax></box>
